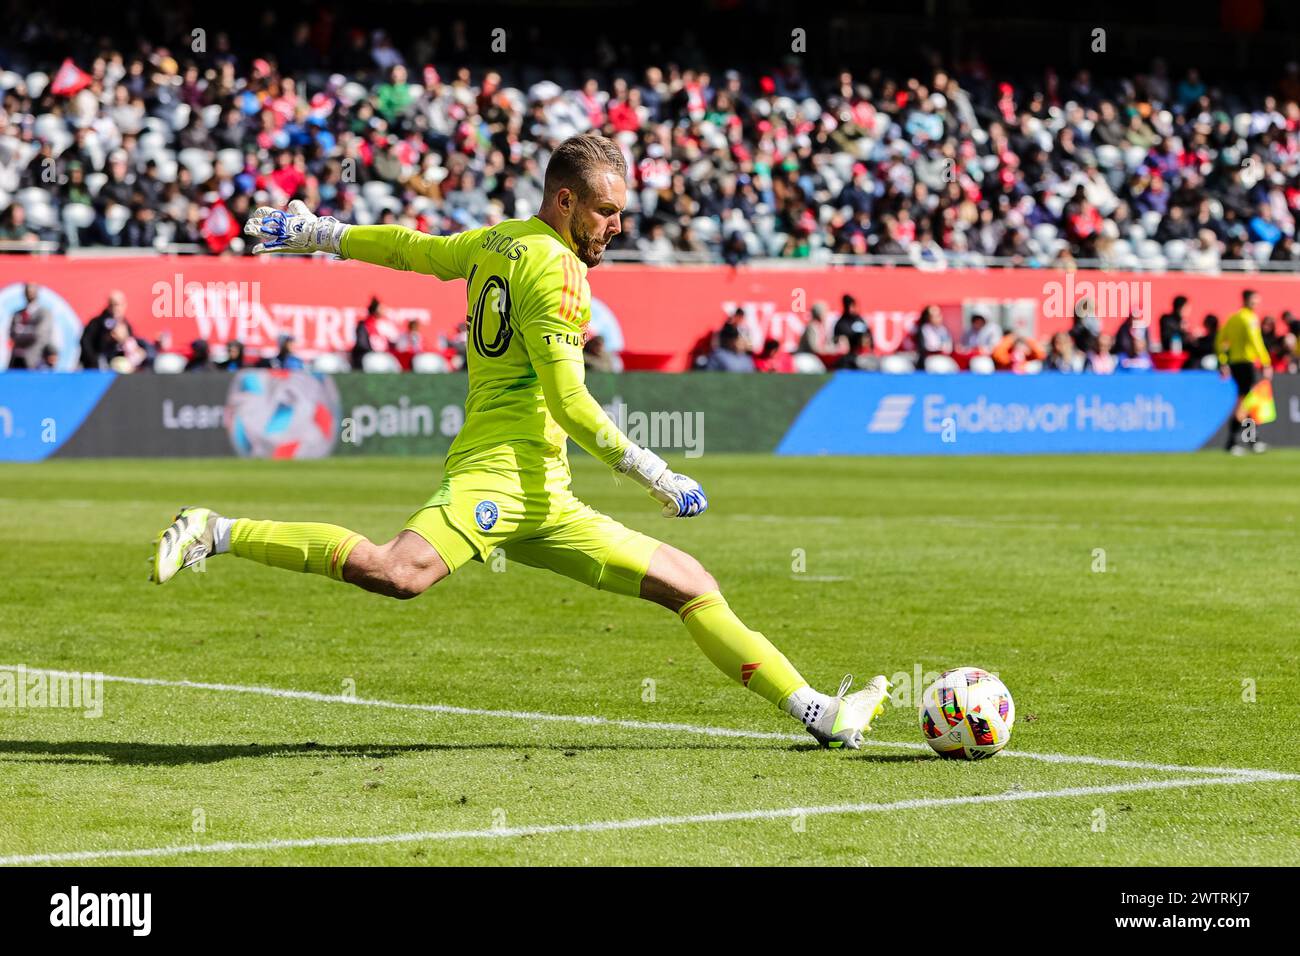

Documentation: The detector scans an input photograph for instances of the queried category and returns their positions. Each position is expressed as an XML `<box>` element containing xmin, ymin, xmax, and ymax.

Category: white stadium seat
<box><xmin>791</xmin><ymin>352</ymin><xmax>826</xmax><ymax>374</ymax></box>
<box><xmin>153</xmin><ymin>353</ymin><xmax>188</xmax><ymax>374</ymax></box>
<box><xmin>968</xmin><ymin>355</ymin><xmax>996</xmax><ymax>374</ymax></box>
<box><xmin>923</xmin><ymin>354</ymin><xmax>960</xmax><ymax>374</ymax></box>
<box><xmin>361</xmin><ymin>351</ymin><xmax>402</xmax><ymax>373</ymax></box>
<box><xmin>311</xmin><ymin>353</ymin><xmax>351</xmax><ymax>374</ymax></box>
<box><xmin>879</xmin><ymin>354</ymin><xmax>915</xmax><ymax>374</ymax></box>
<box><xmin>61</xmin><ymin>203</ymin><xmax>95</xmax><ymax>229</ymax></box>
<box><xmin>411</xmin><ymin>352</ymin><xmax>451</xmax><ymax>373</ymax></box>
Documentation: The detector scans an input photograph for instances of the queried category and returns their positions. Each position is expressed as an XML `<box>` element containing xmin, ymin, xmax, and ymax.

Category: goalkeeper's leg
<box><xmin>641</xmin><ymin>544</ymin><xmax>890</xmax><ymax>750</ymax></box>
<box><xmin>151</xmin><ymin>507</ymin><xmax>449</xmax><ymax>598</ymax></box>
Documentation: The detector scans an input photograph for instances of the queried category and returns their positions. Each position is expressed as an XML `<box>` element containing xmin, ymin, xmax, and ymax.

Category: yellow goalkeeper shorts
<box><xmin>401</xmin><ymin>450</ymin><xmax>661</xmax><ymax>597</ymax></box>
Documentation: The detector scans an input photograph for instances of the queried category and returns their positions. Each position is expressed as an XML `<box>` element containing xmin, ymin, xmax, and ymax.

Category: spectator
<box><xmin>1183</xmin><ymin>315</ymin><xmax>1220</xmax><ymax>370</ymax></box>
<box><xmin>219</xmin><ymin>341</ymin><xmax>246</xmax><ymax>371</ymax></box>
<box><xmin>796</xmin><ymin>303</ymin><xmax>829</xmax><ymax>354</ymax></box>
<box><xmin>35</xmin><ymin>344</ymin><xmax>59</xmax><ymax>371</ymax></box>
<box><xmin>352</xmin><ymin>297</ymin><xmax>390</xmax><ymax>370</ymax></box>
<box><xmin>1068</xmin><ymin>299</ymin><xmax>1101</xmax><ymax>354</ymax></box>
<box><xmin>914</xmin><ymin>305</ymin><xmax>953</xmax><ymax>357</ymax></box>
<box><xmin>992</xmin><ymin>330</ymin><xmax>1046</xmax><ymax>372</ymax></box>
<box><xmin>1118</xmin><ymin>337</ymin><xmax>1154</xmax><ymax>372</ymax></box>
<box><xmin>1045</xmin><ymin>332</ymin><xmax>1085</xmax><ymax>373</ymax></box>
<box><xmin>704</xmin><ymin>323</ymin><xmax>755</xmax><ymax>372</ymax></box>
<box><xmin>583</xmin><ymin>334</ymin><xmax>619</xmax><ymax>373</ymax></box>
<box><xmin>7</xmin><ymin>284</ymin><xmax>53</xmax><ymax>369</ymax></box>
<box><xmin>1157</xmin><ymin>296</ymin><xmax>1189</xmax><ymax>353</ymax></box>
<box><xmin>393</xmin><ymin>319</ymin><xmax>424</xmax><ymax>371</ymax></box>
<box><xmin>1113</xmin><ymin>315</ymin><xmax>1148</xmax><ymax>358</ymax></box>
<box><xmin>753</xmin><ymin>338</ymin><xmax>794</xmax><ymax>373</ymax></box>
<box><xmin>636</xmin><ymin>220</ymin><xmax>675</xmax><ymax>263</ymax></box>
<box><xmin>106</xmin><ymin>316</ymin><xmax>148</xmax><ymax>373</ymax></box>
<box><xmin>1086</xmin><ymin>333</ymin><xmax>1118</xmax><ymax>374</ymax></box>
<box><xmin>185</xmin><ymin>340</ymin><xmax>213</xmax><ymax>371</ymax></box>
<box><xmin>79</xmin><ymin>291</ymin><xmax>130</xmax><ymax>370</ymax></box>
<box><xmin>261</xmin><ymin>334</ymin><xmax>305</xmax><ymax>370</ymax></box>
<box><xmin>0</xmin><ymin>204</ymin><xmax>39</xmax><ymax>245</ymax></box>
<box><xmin>961</xmin><ymin>314</ymin><xmax>1003</xmax><ymax>354</ymax></box>
<box><xmin>833</xmin><ymin>294</ymin><xmax>870</xmax><ymax>369</ymax></box>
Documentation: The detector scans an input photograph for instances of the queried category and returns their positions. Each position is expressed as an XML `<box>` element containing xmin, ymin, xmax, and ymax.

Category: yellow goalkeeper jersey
<box><xmin>1216</xmin><ymin>307</ymin><xmax>1270</xmax><ymax>366</ymax></box>
<box><xmin>341</xmin><ymin>218</ymin><xmax>629</xmax><ymax>471</ymax></box>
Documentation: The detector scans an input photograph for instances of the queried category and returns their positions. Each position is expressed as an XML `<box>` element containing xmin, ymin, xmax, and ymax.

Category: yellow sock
<box><xmin>678</xmin><ymin>591</ymin><xmax>808</xmax><ymax>708</ymax></box>
<box><xmin>228</xmin><ymin>519</ymin><xmax>365</xmax><ymax>581</ymax></box>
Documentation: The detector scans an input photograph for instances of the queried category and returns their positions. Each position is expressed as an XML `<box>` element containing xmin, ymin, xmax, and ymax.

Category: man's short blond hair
<box><xmin>543</xmin><ymin>134</ymin><xmax>627</xmax><ymax>202</ymax></box>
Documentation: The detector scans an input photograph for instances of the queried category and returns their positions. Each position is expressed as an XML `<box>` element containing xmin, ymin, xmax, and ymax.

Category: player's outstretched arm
<box><xmin>533</xmin><ymin>340</ymin><xmax>708</xmax><ymax>518</ymax></box>
<box><xmin>243</xmin><ymin>200</ymin><xmax>474</xmax><ymax>279</ymax></box>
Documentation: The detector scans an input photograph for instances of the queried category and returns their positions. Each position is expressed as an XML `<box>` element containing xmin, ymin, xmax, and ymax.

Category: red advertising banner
<box><xmin>2</xmin><ymin>255</ymin><xmax>1296</xmax><ymax>371</ymax></box>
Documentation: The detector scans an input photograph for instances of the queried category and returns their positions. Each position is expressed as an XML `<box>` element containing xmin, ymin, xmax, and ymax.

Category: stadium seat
<box><xmin>153</xmin><ymin>353</ymin><xmax>188</xmax><ymax>374</ymax></box>
<box><xmin>411</xmin><ymin>352</ymin><xmax>451</xmax><ymax>373</ymax></box>
<box><xmin>791</xmin><ymin>352</ymin><xmax>827</xmax><ymax>374</ymax></box>
<box><xmin>84</xmin><ymin>171</ymin><xmax>107</xmax><ymax>197</ymax></box>
<box><xmin>361</xmin><ymin>351</ymin><xmax>402</xmax><ymax>373</ymax></box>
<box><xmin>1095</xmin><ymin>144</ymin><xmax>1123</xmax><ymax>170</ymax></box>
<box><xmin>1022</xmin><ymin>360</ymin><xmax>1044</xmax><ymax>374</ymax></box>
<box><xmin>968</xmin><ymin>355</ymin><xmax>996</xmax><ymax>374</ymax></box>
<box><xmin>216</xmin><ymin>149</ymin><xmax>243</xmax><ymax>177</ymax></box>
<box><xmin>25</xmin><ymin>71</ymin><xmax>48</xmax><ymax>98</ymax></box>
<box><xmin>311</xmin><ymin>353</ymin><xmax>351</xmax><ymax>374</ymax></box>
<box><xmin>924</xmin><ymin>354</ymin><xmax>960</xmax><ymax>374</ymax></box>
<box><xmin>201</xmin><ymin>104</ymin><xmax>222</xmax><ymax>128</ymax></box>
<box><xmin>61</xmin><ymin>203</ymin><xmax>95</xmax><ymax>230</ymax></box>
<box><xmin>1163</xmin><ymin>240</ymin><xmax>1188</xmax><ymax>264</ymax></box>
<box><xmin>879</xmin><ymin>354</ymin><xmax>916</xmax><ymax>374</ymax></box>
<box><xmin>104</xmin><ymin>205</ymin><xmax>130</xmax><ymax>236</ymax></box>
<box><xmin>168</xmin><ymin>103</ymin><xmax>191</xmax><ymax>131</ymax></box>
<box><xmin>33</xmin><ymin>113</ymin><xmax>64</xmax><ymax>142</ymax></box>
<box><xmin>1201</xmin><ymin>354</ymin><xmax>1218</xmax><ymax>370</ymax></box>
<box><xmin>152</xmin><ymin>158</ymin><xmax>178</xmax><ymax>184</ymax></box>
<box><xmin>362</xmin><ymin>181</ymin><xmax>394</xmax><ymax>206</ymax></box>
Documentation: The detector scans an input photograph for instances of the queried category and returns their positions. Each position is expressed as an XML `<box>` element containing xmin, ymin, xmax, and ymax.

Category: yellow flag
<box><xmin>1241</xmin><ymin>378</ymin><xmax>1277</xmax><ymax>425</ymax></box>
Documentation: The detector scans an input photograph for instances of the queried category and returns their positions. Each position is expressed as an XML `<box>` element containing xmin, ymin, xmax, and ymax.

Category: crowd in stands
<box><xmin>10</xmin><ymin>276</ymin><xmax>1300</xmax><ymax>374</ymax></box>
<box><xmin>684</xmin><ymin>291</ymin><xmax>1300</xmax><ymax>375</ymax></box>
<box><xmin>2</xmin><ymin>18</ymin><xmax>1300</xmax><ymax>271</ymax></box>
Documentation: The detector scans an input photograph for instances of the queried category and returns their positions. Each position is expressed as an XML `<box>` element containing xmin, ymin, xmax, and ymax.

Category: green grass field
<box><xmin>1</xmin><ymin>452</ymin><xmax>1298</xmax><ymax>866</ymax></box>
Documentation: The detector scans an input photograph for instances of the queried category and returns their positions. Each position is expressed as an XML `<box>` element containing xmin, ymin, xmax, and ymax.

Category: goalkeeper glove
<box><xmin>243</xmin><ymin>199</ymin><xmax>349</xmax><ymax>256</ymax></box>
<box><xmin>616</xmin><ymin>445</ymin><xmax>709</xmax><ymax>518</ymax></box>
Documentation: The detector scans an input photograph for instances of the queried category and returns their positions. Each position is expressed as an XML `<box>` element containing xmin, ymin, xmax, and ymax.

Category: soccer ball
<box><xmin>919</xmin><ymin>667</ymin><xmax>1015</xmax><ymax>760</ymax></box>
<box><xmin>225</xmin><ymin>369</ymin><xmax>340</xmax><ymax>459</ymax></box>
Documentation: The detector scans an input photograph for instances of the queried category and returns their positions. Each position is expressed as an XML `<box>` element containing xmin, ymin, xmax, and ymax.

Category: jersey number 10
<box><xmin>468</xmin><ymin>267</ymin><xmax>514</xmax><ymax>359</ymax></box>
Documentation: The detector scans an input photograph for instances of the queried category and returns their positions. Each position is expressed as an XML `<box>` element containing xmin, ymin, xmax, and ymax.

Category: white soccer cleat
<box><xmin>805</xmin><ymin>674</ymin><xmax>891</xmax><ymax>750</ymax></box>
<box><xmin>151</xmin><ymin>507</ymin><xmax>221</xmax><ymax>584</ymax></box>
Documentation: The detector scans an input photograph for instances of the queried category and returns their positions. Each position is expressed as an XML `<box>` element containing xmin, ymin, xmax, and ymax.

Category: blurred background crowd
<box><xmin>3</xmin><ymin>2</ymin><xmax>1300</xmax><ymax>271</ymax></box>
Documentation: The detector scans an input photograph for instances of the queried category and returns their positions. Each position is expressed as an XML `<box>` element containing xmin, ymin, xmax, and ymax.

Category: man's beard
<box><xmin>571</xmin><ymin>219</ymin><xmax>606</xmax><ymax>267</ymax></box>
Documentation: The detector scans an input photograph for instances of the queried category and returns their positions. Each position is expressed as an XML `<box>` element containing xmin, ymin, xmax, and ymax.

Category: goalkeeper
<box><xmin>151</xmin><ymin>134</ymin><xmax>888</xmax><ymax>749</ymax></box>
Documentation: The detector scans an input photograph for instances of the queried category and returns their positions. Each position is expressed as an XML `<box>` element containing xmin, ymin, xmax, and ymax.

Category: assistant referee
<box><xmin>1216</xmin><ymin>288</ymin><xmax>1273</xmax><ymax>454</ymax></box>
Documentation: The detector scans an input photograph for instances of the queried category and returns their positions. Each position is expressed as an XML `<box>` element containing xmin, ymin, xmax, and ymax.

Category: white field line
<box><xmin>6</xmin><ymin>665</ymin><xmax>1299</xmax><ymax>783</ymax></box>
<box><xmin>0</xmin><ymin>774</ymin><xmax>1262</xmax><ymax>866</ymax></box>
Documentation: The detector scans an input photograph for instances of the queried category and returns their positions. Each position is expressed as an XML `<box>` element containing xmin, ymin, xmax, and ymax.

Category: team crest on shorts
<box><xmin>474</xmin><ymin>500</ymin><xmax>499</xmax><ymax>531</ymax></box>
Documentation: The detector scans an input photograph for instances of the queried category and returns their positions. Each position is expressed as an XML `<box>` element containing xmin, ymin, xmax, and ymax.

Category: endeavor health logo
<box><xmin>867</xmin><ymin>395</ymin><xmax>915</xmax><ymax>433</ymax></box>
<box><xmin>776</xmin><ymin>373</ymin><xmax>1236</xmax><ymax>455</ymax></box>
